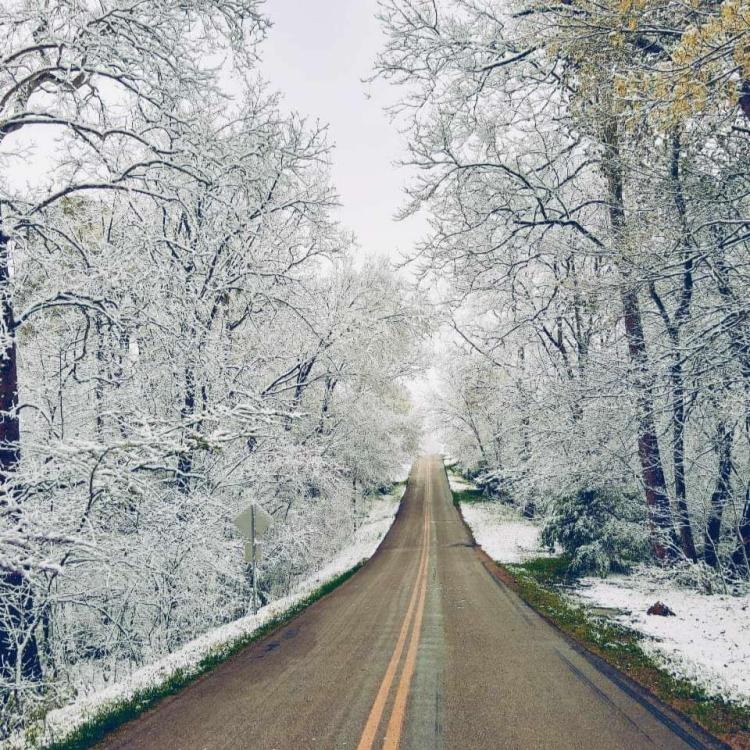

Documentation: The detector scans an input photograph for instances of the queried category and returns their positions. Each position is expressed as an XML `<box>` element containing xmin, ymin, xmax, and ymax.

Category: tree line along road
<box><xmin>99</xmin><ymin>455</ymin><xmax>725</xmax><ymax>750</ymax></box>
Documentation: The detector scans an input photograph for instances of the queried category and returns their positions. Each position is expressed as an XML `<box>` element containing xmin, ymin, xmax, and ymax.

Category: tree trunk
<box><xmin>0</xmin><ymin>226</ymin><xmax>42</xmax><ymax>686</ymax></box>
<box><xmin>94</xmin><ymin>315</ymin><xmax>105</xmax><ymax>436</ymax></box>
<box><xmin>0</xmin><ymin>573</ymin><xmax>43</xmax><ymax>686</ymax></box>
<box><xmin>602</xmin><ymin>124</ymin><xmax>675</xmax><ymax>559</ymax></box>
<box><xmin>176</xmin><ymin>366</ymin><xmax>195</xmax><ymax>493</ymax></box>
<box><xmin>316</xmin><ymin>376</ymin><xmax>337</xmax><ymax>435</ymax></box>
<box><xmin>731</xmin><ymin>487</ymin><xmax>750</xmax><ymax>573</ymax></box>
<box><xmin>710</xmin><ymin>250</ymin><xmax>750</xmax><ymax>429</ymax></box>
<box><xmin>618</xmin><ymin>288</ymin><xmax>677</xmax><ymax>560</ymax></box>
<box><xmin>648</xmin><ymin>286</ymin><xmax>698</xmax><ymax>562</ymax></box>
<box><xmin>517</xmin><ymin>346</ymin><xmax>535</xmax><ymax>517</ymax></box>
<box><xmin>0</xmin><ymin>228</ymin><xmax>20</xmax><ymax>480</ymax></box>
<box><xmin>668</xmin><ymin>356</ymin><xmax>697</xmax><ymax>561</ymax></box>
<box><xmin>704</xmin><ymin>421</ymin><xmax>733</xmax><ymax>569</ymax></box>
<box><xmin>665</xmin><ymin>133</ymin><xmax>698</xmax><ymax>561</ymax></box>
<box><xmin>707</xmin><ymin>241</ymin><xmax>750</xmax><ymax>574</ymax></box>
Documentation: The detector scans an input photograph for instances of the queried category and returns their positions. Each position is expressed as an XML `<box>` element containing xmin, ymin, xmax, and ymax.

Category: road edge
<box><xmin>441</xmin><ymin>460</ymin><xmax>733</xmax><ymax>750</ymax></box>
<box><xmin>35</xmin><ymin>564</ymin><xmax>365</xmax><ymax>750</ymax></box>
<box><xmin>30</xmin><ymin>486</ymin><xmax>410</xmax><ymax>750</ymax></box>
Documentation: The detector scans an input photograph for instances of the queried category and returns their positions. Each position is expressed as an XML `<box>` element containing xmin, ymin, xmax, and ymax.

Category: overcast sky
<box><xmin>259</xmin><ymin>0</ymin><xmax>427</xmax><ymax>262</ymax></box>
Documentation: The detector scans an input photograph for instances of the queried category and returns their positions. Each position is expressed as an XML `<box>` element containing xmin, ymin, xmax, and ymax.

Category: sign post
<box><xmin>234</xmin><ymin>504</ymin><xmax>273</xmax><ymax>615</ymax></box>
<box><xmin>251</xmin><ymin>506</ymin><xmax>257</xmax><ymax>615</ymax></box>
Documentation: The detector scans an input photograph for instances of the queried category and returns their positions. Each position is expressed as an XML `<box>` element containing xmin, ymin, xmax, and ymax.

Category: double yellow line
<box><xmin>357</xmin><ymin>500</ymin><xmax>431</xmax><ymax>750</ymax></box>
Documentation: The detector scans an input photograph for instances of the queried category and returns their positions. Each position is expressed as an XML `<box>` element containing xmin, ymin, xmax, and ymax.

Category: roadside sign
<box><xmin>233</xmin><ymin>504</ymin><xmax>272</xmax><ymax>615</ymax></box>
<box><xmin>253</xmin><ymin>506</ymin><xmax>273</xmax><ymax>537</ymax></box>
<box><xmin>234</xmin><ymin>505</ymin><xmax>273</xmax><ymax>540</ymax></box>
<box><xmin>233</xmin><ymin>508</ymin><xmax>254</xmax><ymax>540</ymax></box>
<box><xmin>244</xmin><ymin>541</ymin><xmax>263</xmax><ymax>564</ymax></box>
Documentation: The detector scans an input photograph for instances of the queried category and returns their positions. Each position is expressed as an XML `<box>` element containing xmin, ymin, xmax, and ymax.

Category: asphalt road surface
<box><xmin>100</xmin><ymin>455</ymin><xmax>724</xmax><ymax>750</ymax></box>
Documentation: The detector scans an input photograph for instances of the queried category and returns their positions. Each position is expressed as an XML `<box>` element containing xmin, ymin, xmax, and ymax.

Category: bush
<box><xmin>541</xmin><ymin>486</ymin><xmax>650</xmax><ymax>576</ymax></box>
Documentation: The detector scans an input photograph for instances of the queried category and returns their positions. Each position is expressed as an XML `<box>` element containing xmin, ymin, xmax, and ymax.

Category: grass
<box><xmin>34</xmin><ymin>563</ymin><xmax>365</xmax><ymax>750</ymax></box>
<box><xmin>503</xmin><ymin>555</ymin><xmax>750</xmax><ymax>748</ymax></box>
<box><xmin>451</xmin><ymin>486</ymin><xmax>484</xmax><ymax>506</ymax></box>
<box><xmin>444</xmin><ymin>466</ymin><xmax>484</xmax><ymax>507</ymax></box>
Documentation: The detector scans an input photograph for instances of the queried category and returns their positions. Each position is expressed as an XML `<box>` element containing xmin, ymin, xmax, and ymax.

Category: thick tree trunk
<box><xmin>623</xmin><ymin>294</ymin><xmax>674</xmax><ymax>559</ymax></box>
<box><xmin>704</xmin><ymin>421</ymin><xmax>733</xmax><ymax>569</ymax></box>
<box><xmin>0</xmin><ymin>226</ymin><xmax>42</xmax><ymax>687</ymax></box>
<box><xmin>0</xmin><ymin>229</ymin><xmax>20</xmax><ymax>479</ymax></box>
<box><xmin>602</xmin><ymin>125</ymin><xmax>675</xmax><ymax>559</ymax></box>
<box><xmin>732</xmin><ymin>488</ymin><xmax>750</xmax><ymax>573</ymax></box>
<box><xmin>665</xmin><ymin>134</ymin><xmax>698</xmax><ymax>561</ymax></box>
<box><xmin>648</xmin><ymin>287</ymin><xmax>698</xmax><ymax>561</ymax></box>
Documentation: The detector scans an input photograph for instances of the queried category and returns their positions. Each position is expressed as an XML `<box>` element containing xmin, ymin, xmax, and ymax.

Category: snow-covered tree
<box><xmin>376</xmin><ymin>0</ymin><xmax>750</xmax><ymax>574</ymax></box>
<box><xmin>0</xmin><ymin>2</ymin><xmax>423</xmax><ymax>735</ymax></box>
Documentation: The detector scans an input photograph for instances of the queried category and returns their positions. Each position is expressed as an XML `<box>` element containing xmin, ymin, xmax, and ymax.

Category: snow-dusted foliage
<box><xmin>540</xmin><ymin>488</ymin><xmax>650</xmax><ymax>577</ymax></box>
<box><xmin>377</xmin><ymin>1</ymin><xmax>750</xmax><ymax>576</ymax></box>
<box><xmin>0</xmin><ymin>1</ymin><xmax>424</xmax><ymax>736</ymax></box>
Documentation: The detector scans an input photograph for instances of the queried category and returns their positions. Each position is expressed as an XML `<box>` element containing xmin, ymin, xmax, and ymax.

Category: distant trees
<box><xmin>0</xmin><ymin>1</ymin><xmax>422</xmax><ymax>737</ymax></box>
<box><xmin>377</xmin><ymin>0</ymin><xmax>750</xmax><ymax>576</ymax></box>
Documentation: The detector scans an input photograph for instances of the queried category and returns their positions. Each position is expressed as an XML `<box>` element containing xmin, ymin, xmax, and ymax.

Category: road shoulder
<box><xmin>449</xmin><ymin>482</ymin><xmax>746</xmax><ymax>750</ymax></box>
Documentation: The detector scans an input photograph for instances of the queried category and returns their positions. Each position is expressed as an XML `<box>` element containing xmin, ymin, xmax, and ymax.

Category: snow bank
<box><xmin>449</xmin><ymin>471</ymin><xmax>548</xmax><ymax>564</ymax></box>
<box><xmin>574</xmin><ymin>573</ymin><xmax>750</xmax><ymax>706</ymax></box>
<box><xmin>461</xmin><ymin>502</ymin><xmax>548</xmax><ymax>563</ymax></box>
<box><xmin>18</xmin><ymin>488</ymin><xmax>403</xmax><ymax>750</ymax></box>
<box><xmin>451</xmin><ymin>469</ymin><xmax>750</xmax><ymax>707</ymax></box>
<box><xmin>395</xmin><ymin>462</ymin><xmax>413</xmax><ymax>484</ymax></box>
<box><xmin>447</xmin><ymin>472</ymin><xmax>477</xmax><ymax>493</ymax></box>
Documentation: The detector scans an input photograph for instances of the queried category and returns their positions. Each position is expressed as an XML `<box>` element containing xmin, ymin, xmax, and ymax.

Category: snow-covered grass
<box><xmin>574</xmin><ymin>571</ymin><xmax>750</xmax><ymax>706</ymax></box>
<box><xmin>452</xmin><ymin>468</ymin><xmax>750</xmax><ymax>710</ymax></box>
<box><xmin>446</xmin><ymin>471</ymin><xmax>477</xmax><ymax>494</ymax></box>
<box><xmin>13</xmin><ymin>487</ymin><xmax>403</xmax><ymax>750</ymax></box>
<box><xmin>461</xmin><ymin>502</ymin><xmax>549</xmax><ymax>564</ymax></box>
<box><xmin>448</xmin><ymin>470</ymin><xmax>549</xmax><ymax>564</ymax></box>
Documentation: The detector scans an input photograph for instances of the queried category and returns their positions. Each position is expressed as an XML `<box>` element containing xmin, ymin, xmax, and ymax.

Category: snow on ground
<box><xmin>21</xmin><ymin>488</ymin><xmax>404</xmax><ymax>750</ymax></box>
<box><xmin>448</xmin><ymin>470</ymin><xmax>549</xmax><ymax>564</ymax></box>
<box><xmin>574</xmin><ymin>572</ymin><xmax>750</xmax><ymax>706</ymax></box>
<box><xmin>447</xmin><ymin>473</ymin><xmax>477</xmax><ymax>493</ymax></box>
<box><xmin>461</xmin><ymin>502</ymin><xmax>549</xmax><ymax>564</ymax></box>
<box><xmin>450</xmin><ymin>465</ymin><xmax>750</xmax><ymax>707</ymax></box>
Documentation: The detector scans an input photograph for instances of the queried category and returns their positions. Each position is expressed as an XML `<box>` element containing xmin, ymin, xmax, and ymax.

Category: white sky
<box><xmin>259</xmin><ymin>0</ymin><xmax>427</xmax><ymax>262</ymax></box>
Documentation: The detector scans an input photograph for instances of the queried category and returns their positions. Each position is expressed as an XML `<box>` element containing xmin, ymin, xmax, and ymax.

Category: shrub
<box><xmin>541</xmin><ymin>486</ymin><xmax>650</xmax><ymax>576</ymax></box>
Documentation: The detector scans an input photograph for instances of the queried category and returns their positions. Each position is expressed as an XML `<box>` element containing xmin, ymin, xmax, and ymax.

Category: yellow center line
<box><xmin>356</xmin><ymin>493</ymin><xmax>431</xmax><ymax>750</ymax></box>
<box><xmin>381</xmin><ymin>501</ymin><xmax>431</xmax><ymax>750</ymax></box>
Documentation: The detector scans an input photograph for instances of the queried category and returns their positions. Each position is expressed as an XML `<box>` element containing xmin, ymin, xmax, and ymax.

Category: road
<box><xmin>100</xmin><ymin>455</ymin><xmax>723</xmax><ymax>749</ymax></box>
